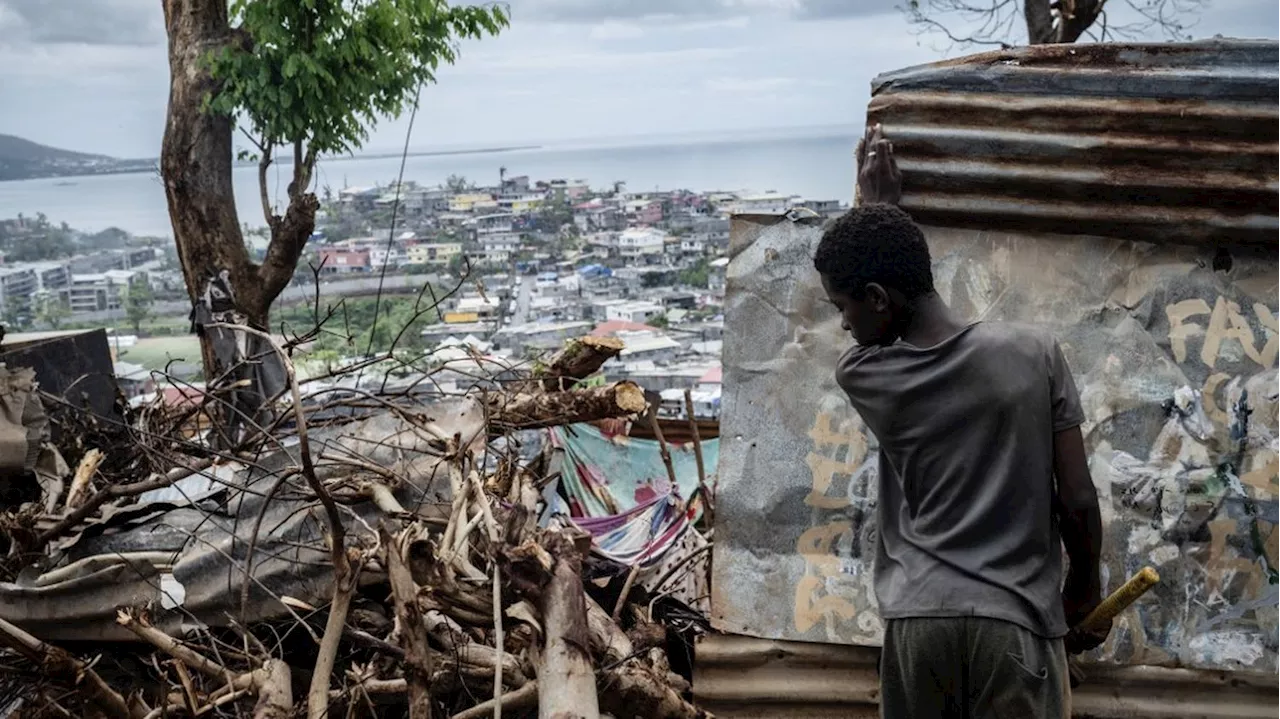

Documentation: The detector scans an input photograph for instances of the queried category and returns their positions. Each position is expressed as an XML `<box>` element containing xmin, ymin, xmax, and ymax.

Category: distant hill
<box><xmin>0</xmin><ymin>134</ymin><xmax>153</xmax><ymax>182</ymax></box>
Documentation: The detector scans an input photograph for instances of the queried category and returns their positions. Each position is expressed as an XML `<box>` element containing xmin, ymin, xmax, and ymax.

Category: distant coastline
<box><xmin>0</xmin><ymin>144</ymin><xmax>542</xmax><ymax>184</ymax></box>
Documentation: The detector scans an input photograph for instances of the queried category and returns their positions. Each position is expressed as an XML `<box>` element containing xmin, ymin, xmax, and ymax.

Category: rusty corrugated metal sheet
<box><xmin>867</xmin><ymin>39</ymin><xmax>1278</xmax><ymax>245</ymax></box>
<box><xmin>694</xmin><ymin>633</ymin><xmax>1280</xmax><ymax>719</ymax></box>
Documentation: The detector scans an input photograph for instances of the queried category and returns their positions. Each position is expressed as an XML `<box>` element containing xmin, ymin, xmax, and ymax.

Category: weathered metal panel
<box><xmin>712</xmin><ymin>215</ymin><xmax>1279</xmax><ymax>672</ymax></box>
<box><xmin>694</xmin><ymin>633</ymin><xmax>1280</xmax><ymax>718</ymax></box>
<box><xmin>711</xmin><ymin>40</ymin><xmax>1280</xmax><ymax>676</ymax></box>
<box><xmin>868</xmin><ymin>39</ymin><xmax>1279</xmax><ymax>246</ymax></box>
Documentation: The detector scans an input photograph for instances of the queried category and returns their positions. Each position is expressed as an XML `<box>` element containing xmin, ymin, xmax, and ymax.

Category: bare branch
<box><xmin>259</xmin><ymin>137</ymin><xmax>276</xmax><ymax>229</ymax></box>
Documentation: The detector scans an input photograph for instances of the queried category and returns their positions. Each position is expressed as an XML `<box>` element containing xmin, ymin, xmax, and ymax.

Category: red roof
<box><xmin>698</xmin><ymin>366</ymin><xmax>722</xmax><ymax>385</ymax></box>
<box><xmin>590</xmin><ymin>320</ymin><xmax>652</xmax><ymax>337</ymax></box>
<box><xmin>161</xmin><ymin>386</ymin><xmax>207</xmax><ymax>408</ymax></box>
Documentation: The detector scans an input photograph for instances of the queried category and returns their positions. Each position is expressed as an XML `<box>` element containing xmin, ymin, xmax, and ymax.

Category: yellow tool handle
<box><xmin>1077</xmin><ymin>566</ymin><xmax>1160</xmax><ymax>632</ymax></box>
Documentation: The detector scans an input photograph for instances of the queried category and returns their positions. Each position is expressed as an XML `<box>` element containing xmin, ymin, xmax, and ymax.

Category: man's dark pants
<box><xmin>880</xmin><ymin>616</ymin><xmax>1070</xmax><ymax>719</ymax></box>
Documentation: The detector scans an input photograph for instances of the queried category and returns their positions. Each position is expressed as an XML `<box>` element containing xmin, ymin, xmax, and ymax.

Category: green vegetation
<box><xmin>679</xmin><ymin>258</ymin><xmax>710</xmax><ymax>289</ymax></box>
<box><xmin>123</xmin><ymin>282</ymin><xmax>156</xmax><ymax>334</ymax></box>
<box><xmin>120</xmin><ymin>336</ymin><xmax>203</xmax><ymax>372</ymax></box>
<box><xmin>277</xmin><ymin>293</ymin><xmax>442</xmax><ymax>358</ymax></box>
<box><xmin>445</xmin><ymin>174</ymin><xmax>475</xmax><ymax>193</ymax></box>
<box><xmin>35</xmin><ymin>295</ymin><xmax>71</xmax><ymax>330</ymax></box>
<box><xmin>0</xmin><ymin>215</ymin><xmax>157</xmax><ymax>263</ymax></box>
<box><xmin>208</xmin><ymin>2</ymin><xmax>508</xmax><ymax>161</ymax></box>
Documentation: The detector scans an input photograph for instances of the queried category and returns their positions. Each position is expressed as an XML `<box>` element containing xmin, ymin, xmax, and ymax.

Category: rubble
<box><xmin>0</xmin><ymin>327</ymin><xmax>714</xmax><ymax>718</ymax></box>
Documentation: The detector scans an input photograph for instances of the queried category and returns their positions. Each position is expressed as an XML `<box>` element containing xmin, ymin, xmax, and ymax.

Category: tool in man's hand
<box><xmin>1067</xmin><ymin>567</ymin><xmax>1160</xmax><ymax>687</ymax></box>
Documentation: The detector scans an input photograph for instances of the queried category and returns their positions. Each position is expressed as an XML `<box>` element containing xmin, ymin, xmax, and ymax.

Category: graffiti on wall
<box><xmin>716</xmin><ymin>218</ymin><xmax>1278</xmax><ymax>672</ymax></box>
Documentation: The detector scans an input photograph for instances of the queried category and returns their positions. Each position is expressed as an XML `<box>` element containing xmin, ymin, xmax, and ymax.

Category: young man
<box><xmin>814</xmin><ymin>125</ymin><xmax>1109</xmax><ymax>718</ymax></box>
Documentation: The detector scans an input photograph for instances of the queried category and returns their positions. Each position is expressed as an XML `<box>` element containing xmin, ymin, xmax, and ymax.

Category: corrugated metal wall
<box><xmin>694</xmin><ymin>634</ymin><xmax>1280</xmax><ymax>719</ymax></box>
<box><xmin>706</xmin><ymin>39</ymin><xmax>1280</xmax><ymax>714</ymax></box>
<box><xmin>867</xmin><ymin>39</ymin><xmax>1278</xmax><ymax>246</ymax></box>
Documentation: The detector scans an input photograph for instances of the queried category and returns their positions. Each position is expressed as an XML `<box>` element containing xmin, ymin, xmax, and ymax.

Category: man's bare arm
<box><xmin>1053</xmin><ymin>425</ymin><xmax>1108</xmax><ymax>653</ymax></box>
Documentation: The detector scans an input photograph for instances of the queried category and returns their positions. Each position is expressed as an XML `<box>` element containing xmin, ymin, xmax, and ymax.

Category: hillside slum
<box><xmin>0</xmin><ymin>328</ymin><xmax>717</xmax><ymax>719</ymax></box>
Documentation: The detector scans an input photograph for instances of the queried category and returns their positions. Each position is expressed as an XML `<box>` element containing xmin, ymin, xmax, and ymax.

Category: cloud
<box><xmin>507</xmin><ymin>0</ymin><xmax>868</xmax><ymax>23</ymax></box>
<box><xmin>792</xmin><ymin>0</ymin><xmax>898</xmax><ymax>20</ymax></box>
<box><xmin>0</xmin><ymin>0</ymin><xmax>162</xmax><ymax>46</ymax></box>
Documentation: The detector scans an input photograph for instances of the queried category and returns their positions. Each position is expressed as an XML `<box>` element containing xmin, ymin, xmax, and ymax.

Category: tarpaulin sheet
<box><xmin>549</xmin><ymin>423</ymin><xmax>717</xmax><ymax>566</ymax></box>
<box><xmin>712</xmin><ymin>216</ymin><xmax>1278</xmax><ymax>673</ymax></box>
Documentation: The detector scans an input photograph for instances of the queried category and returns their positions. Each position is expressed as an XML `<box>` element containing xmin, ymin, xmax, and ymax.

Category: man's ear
<box><xmin>865</xmin><ymin>282</ymin><xmax>891</xmax><ymax>312</ymax></box>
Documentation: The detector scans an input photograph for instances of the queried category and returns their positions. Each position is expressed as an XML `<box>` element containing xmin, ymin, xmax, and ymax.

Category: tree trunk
<box><xmin>538</xmin><ymin>533</ymin><xmax>600</xmax><ymax>719</ymax></box>
<box><xmin>1025</xmin><ymin>0</ymin><xmax>1104</xmax><ymax>44</ymax></box>
<box><xmin>161</xmin><ymin>0</ymin><xmax>317</xmax><ymax>349</ymax></box>
<box><xmin>162</xmin><ymin>0</ymin><xmax>317</xmax><ymax>442</ymax></box>
<box><xmin>161</xmin><ymin>0</ymin><xmax>257</xmax><ymax>325</ymax></box>
<box><xmin>487</xmin><ymin>381</ymin><xmax>647</xmax><ymax>432</ymax></box>
<box><xmin>1057</xmin><ymin>0</ymin><xmax>1106</xmax><ymax>43</ymax></box>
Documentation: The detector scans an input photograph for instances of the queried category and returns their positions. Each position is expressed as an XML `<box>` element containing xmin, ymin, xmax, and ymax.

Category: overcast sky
<box><xmin>0</xmin><ymin>0</ymin><xmax>1275</xmax><ymax>158</ymax></box>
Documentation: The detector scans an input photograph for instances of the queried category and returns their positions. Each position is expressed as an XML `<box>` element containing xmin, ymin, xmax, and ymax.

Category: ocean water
<box><xmin>0</xmin><ymin>125</ymin><xmax>858</xmax><ymax>238</ymax></box>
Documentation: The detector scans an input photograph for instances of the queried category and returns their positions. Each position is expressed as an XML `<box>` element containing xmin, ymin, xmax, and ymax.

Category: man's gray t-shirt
<box><xmin>835</xmin><ymin>321</ymin><xmax>1085</xmax><ymax>638</ymax></box>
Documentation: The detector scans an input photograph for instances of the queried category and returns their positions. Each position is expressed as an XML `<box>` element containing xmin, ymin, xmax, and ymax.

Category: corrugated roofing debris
<box><xmin>868</xmin><ymin>39</ymin><xmax>1279</xmax><ymax>245</ymax></box>
<box><xmin>694</xmin><ymin>633</ymin><xmax>1280</xmax><ymax>719</ymax></box>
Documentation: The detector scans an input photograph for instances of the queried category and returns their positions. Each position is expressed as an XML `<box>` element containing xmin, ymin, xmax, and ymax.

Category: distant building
<box><xmin>727</xmin><ymin>193</ymin><xmax>798</xmax><ymax>215</ymax></box>
<box><xmin>452</xmin><ymin>296</ymin><xmax>500</xmax><ymax>321</ymax></box>
<box><xmin>501</xmin><ymin>175</ymin><xmax>531</xmax><ymax>194</ymax></box>
<box><xmin>493</xmin><ymin>320</ymin><xmax>593</xmax><ymax>356</ymax></box>
<box><xmin>68</xmin><ymin>247</ymin><xmax>157</xmax><ymax>275</ymax></box>
<box><xmin>0</xmin><ymin>267</ymin><xmax>37</xmax><ymax>313</ymax></box>
<box><xmin>406</xmin><ymin>242</ymin><xmax>462</xmax><ymax>266</ymax></box>
<box><xmin>679</xmin><ymin>236</ymin><xmax>706</xmax><ymax>256</ymax></box>
<box><xmin>339</xmin><ymin>187</ymin><xmax>380</xmax><ymax>212</ymax></box>
<box><xmin>605</xmin><ymin>300</ymin><xmax>664</xmax><ymax>324</ymax></box>
<box><xmin>317</xmin><ymin>247</ymin><xmax>371</xmax><ymax>274</ymax></box>
<box><xmin>616</xmin><ymin>228</ymin><xmax>666</xmax><ymax>260</ymax></box>
<box><xmin>613</xmin><ymin>329</ymin><xmax>681</xmax><ymax>363</ymax></box>
<box><xmin>478</xmin><ymin>233</ymin><xmax>520</xmax><ymax>264</ymax></box>
<box><xmin>797</xmin><ymin>198</ymin><xmax>843</xmax><ymax>216</ymax></box>
<box><xmin>497</xmin><ymin>195</ymin><xmax>543</xmax><ymax>214</ymax></box>
<box><xmin>114</xmin><ymin>360</ymin><xmax>155</xmax><ymax>399</ymax></box>
<box><xmin>624</xmin><ymin>199</ymin><xmax>663</xmax><ymax>225</ymax></box>
<box><xmin>69</xmin><ymin>269</ymin><xmax>144</xmax><ymax>313</ymax></box>
<box><xmin>449</xmin><ymin>193</ymin><xmax>497</xmax><ymax>213</ymax></box>
<box><xmin>470</xmin><ymin>212</ymin><xmax>515</xmax><ymax>235</ymax></box>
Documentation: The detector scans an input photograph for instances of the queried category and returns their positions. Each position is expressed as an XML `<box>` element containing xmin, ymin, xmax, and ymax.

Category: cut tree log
<box><xmin>488</xmin><ymin>381</ymin><xmax>647</xmax><ymax>432</ymax></box>
<box><xmin>535</xmin><ymin>336</ymin><xmax>625</xmax><ymax>391</ymax></box>
<box><xmin>0</xmin><ymin>616</ymin><xmax>139</xmax><ymax>719</ymax></box>
<box><xmin>383</xmin><ymin>528</ymin><xmax>436</xmax><ymax>719</ymax></box>
<box><xmin>251</xmin><ymin>659</ymin><xmax>293</xmax><ymax>719</ymax></box>
<box><xmin>598</xmin><ymin>659</ymin><xmax>706</xmax><ymax>719</ymax></box>
<box><xmin>585</xmin><ymin>595</ymin><xmax>634</xmax><ymax>666</ymax></box>
<box><xmin>538</xmin><ymin>531</ymin><xmax>600</xmax><ymax>719</ymax></box>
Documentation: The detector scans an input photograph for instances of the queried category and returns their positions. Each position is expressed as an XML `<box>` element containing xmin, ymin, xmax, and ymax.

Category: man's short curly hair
<box><xmin>813</xmin><ymin>204</ymin><xmax>934</xmax><ymax>300</ymax></box>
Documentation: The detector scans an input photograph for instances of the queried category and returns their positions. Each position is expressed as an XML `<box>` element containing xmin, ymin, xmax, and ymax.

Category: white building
<box><xmin>368</xmin><ymin>245</ymin><xmax>405</xmax><ymax>269</ymax></box>
<box><xmin>455</xmin><ymin>296</ymin><xmax>500</xmax><ymax>319</ymax></box>
<box><xmin>616</xmin><ymin>227</ymin><xmax>666</xmax><ymax>259</ymax></box>
<box><xmin>605</xmin><ymin>301</ymin><xmax>664</xmax><ymax>324</ymax></box>
<box><xmin>728</xmin><ymin>193</ymin><xmax>800</xmax><ymax>215</ymax></box>
<box><xmin>479</xmin><ymin>233</ymin><xmax>520</xmax><ymax>264</ymax></box>
<box><xmin>0</xmin><ymin>266</ymin><xmax>37</xmax><ymax>312</ymax></box>
<box><xmin>69</xmin><ymin>269</ymin><xmax>145</xmax><ymax>313</ymax></box>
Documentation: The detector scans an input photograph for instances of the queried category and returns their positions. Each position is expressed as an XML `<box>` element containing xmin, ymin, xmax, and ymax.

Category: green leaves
<box><xmin>206</xmin><ymin>0</ymin><xmax>508</xmax><ymax>159</ymax></box>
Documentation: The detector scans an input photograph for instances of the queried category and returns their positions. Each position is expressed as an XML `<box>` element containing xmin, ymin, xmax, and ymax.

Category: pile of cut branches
<box><xmin>0</xmin><ymin>327</ymin><xmax>712</xmax><ymax>719</ymax></box>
